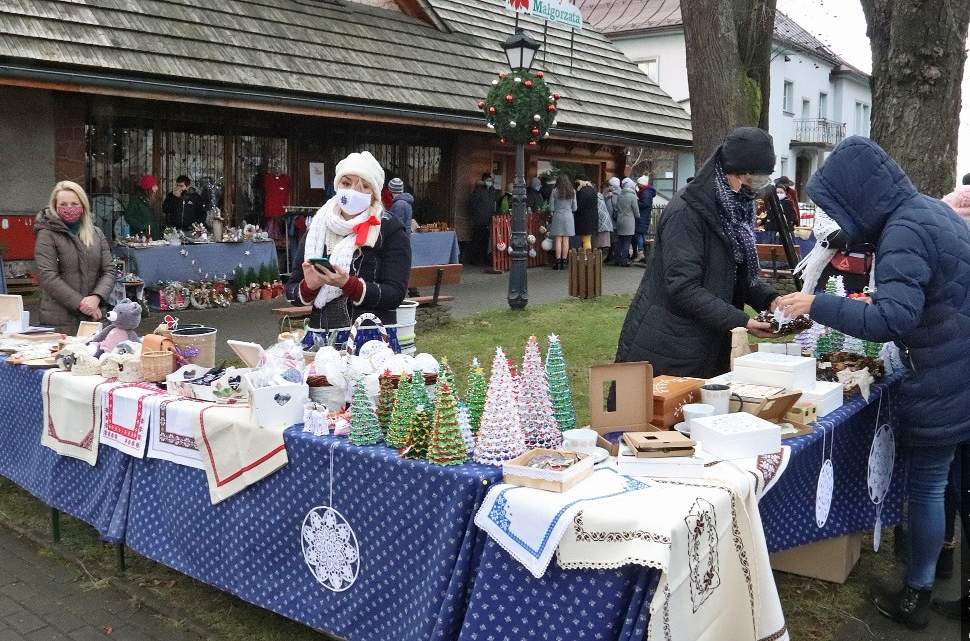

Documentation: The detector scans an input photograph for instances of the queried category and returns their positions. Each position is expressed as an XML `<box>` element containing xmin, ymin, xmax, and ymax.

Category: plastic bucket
<box><xmin>396</xmin><ymin>299</ymin><xmax>419</xmax><ymax>326</ymax></box>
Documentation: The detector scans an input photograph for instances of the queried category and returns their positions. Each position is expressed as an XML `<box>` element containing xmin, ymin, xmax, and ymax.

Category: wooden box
<box><xmin>502</xmin><ymin>449</ymin><xmax>595</xmax><ymax>493</ymax></box>
<box><xmin>652</xmin><ymin>375</ymin><xmax>705</xmax><ymax>429</ymax></box>
<box><xmin>622</xmin><ymin>431</ymin><xmax>695</xmax><ymax>458</ymax></box>
<box><xmin>568</xmin><ymin>249</ymin><xmax>602</xmax><ymax>299</ymax></box>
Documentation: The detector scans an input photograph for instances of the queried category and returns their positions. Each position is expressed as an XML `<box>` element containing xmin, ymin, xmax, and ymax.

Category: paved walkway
<box><xmin>0</xmin><ymin>526</ymin><xmax>203</xmax><ymax>641</ymax></box>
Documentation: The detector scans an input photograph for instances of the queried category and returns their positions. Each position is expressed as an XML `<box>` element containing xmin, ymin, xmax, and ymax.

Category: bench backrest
<box><xmin>756</xmin><ymin>243</ymin><xmax>801</xmax><ymax>261</ymax></box>
<box><xmin>408</xmin><ymin>264</ymin><xmax>463</xmax><ymax>288</ymax></box>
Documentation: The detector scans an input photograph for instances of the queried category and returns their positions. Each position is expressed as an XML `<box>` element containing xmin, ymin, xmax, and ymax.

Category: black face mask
<box><xmin>736</xmin><ymin>184</ymin><xmax>757</xmax><ymax>201</ymax></box>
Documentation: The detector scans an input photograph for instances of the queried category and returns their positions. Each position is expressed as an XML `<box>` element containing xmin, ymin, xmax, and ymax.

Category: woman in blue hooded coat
<box><xmin>778</xmin><ymin>137</ymin><xmax>970</xmax><ymax>630</ymax></box>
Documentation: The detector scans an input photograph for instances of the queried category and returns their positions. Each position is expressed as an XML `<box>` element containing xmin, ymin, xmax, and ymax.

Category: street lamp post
<box><xmin>502</xmin><ymin>29</ymin><xmax>541</xmax><ymax>310</ymax></box>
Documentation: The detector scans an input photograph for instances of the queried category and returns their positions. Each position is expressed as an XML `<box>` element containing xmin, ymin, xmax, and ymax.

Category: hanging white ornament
<box><xmin>301</xmin><ymin>442</ymin><xmax>360</xmax><ymax>592</ymax></box>
<box><xmin>868</xmin><ymin>395</ymin><xmax>895</xmax><ymax>551</ymax></box>
<box><xmin>552</xmin><ymin>119</ymin><xmax>558</xmax><ymax>126</ymax></box>
<box><xmin>491</xmin><ymin>79</ymin><xmax>499</xmax><ymax>85</ymax></box>
<box><xmin>507</xmin><ymin>245</ymin><xmax>514</xmax><ymax>254</ymax></box>
<box><xmin>527</xmin><ymin>234</ymin><xmax>536</xmax><ymax>244</ymax></box>
<box><xmin>528</xmin><ymin>249</ymin><xmax>537</xmax><ymax>258</ymax></box>
<box><xmin>486</xmin><ymin>123</ymin><xmax>495</xmax><ymax>129</ymax></box>
<box><xmin>533</xmin><ymin>114</ymin><xmax>541</xmax><ymax>122</ymax></box>
<box><xmin>514</xmin><ymin>77</ymin><xmax>522</xmax><ymax>83</ymax></box>
<box><xmin>815</xmin><ymin>427</ymin><xmax>835</xmax><ymax>529</ymax></box>
<box><xmin>509</xmin><ymin>120</ymin><xmax>517</xmax><ymax>127</ymax></box>
<box><xmin>190</xmin><ymin>259</ymin><xmax>196</xmax><ymax>265</ymax></box>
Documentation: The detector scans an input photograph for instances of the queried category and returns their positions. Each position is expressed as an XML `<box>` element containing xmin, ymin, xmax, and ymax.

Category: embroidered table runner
<box><xmin>146</xmin><ymin>396</ymin><xmax>211</xmax><ymax>470</ymax></box>
<box><xmin>195</xmin><ymin>404</ymin><xmax>288</xmax><ymax>505</ymax></box>
<box><xmin>474</xmin><ymin>468</ymin><xmax>650</xmax><ymax>578</ymax></box>
<box><xmin>40</xmin><ymin>370</ymin><xmax>120</xmax><ymax>466</ymax></box>
<box><xmin>556</xmin><ymin>466</ymin><xmax>788</xmax><ymax>641</ymax></box>
<box><xmin>101</xmin><ymin>383</ymin><xmax>165</xmax><ymax>457</ymax></box>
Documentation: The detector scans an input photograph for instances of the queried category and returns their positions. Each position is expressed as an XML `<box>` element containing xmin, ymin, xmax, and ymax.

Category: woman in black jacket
<box><xmin>616</xmin><ymin>128</ymin><xmax>780</xmax><ymax>378</ymax></box>
<box><xmin>286</xmin><ymin>151</ymin><xmax>411</xmax><ymax>333</ymax></box>
<box><xmin>574</xmin><ymin>179</ymin><xmax>599</xmax><ymax>250</ymax></box>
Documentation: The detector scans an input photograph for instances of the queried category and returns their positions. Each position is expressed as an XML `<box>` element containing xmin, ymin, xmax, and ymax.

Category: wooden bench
<box><xmin>757</xmin><ymin>244</ymin><xmax>801</xmax><ymax>280</ymax></box>
<box><xmin>407</xmin><ymin>264</ymin><xmax>463</xmax><ymax>306</ymax></box>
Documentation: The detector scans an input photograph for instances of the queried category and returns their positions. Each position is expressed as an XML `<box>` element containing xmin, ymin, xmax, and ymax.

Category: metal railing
<box><xmin>792</xmin><ymin>119</ymin><xmax>846</xmax><ymax>146</ymax></box>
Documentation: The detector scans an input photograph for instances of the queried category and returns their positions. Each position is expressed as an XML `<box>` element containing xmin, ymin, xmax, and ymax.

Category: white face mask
<box><xmin>776</xmin><ymin>190</ymin><xmax>787</xmax><ymax>200</ymax></box>
<box><xmin>336</xmin><ymin>188</ymin><xmax>372</xmax><ymax>216</ymax></box>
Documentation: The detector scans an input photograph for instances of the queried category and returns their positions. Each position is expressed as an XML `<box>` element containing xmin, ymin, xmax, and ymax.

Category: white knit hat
<box><xmin>334</xmin><ymin>151</ymin><xmax>385</xmax><ymax>196</ymax></box>
<box><xmin>637</xmin><ymin>175</ymin><xmax>650</xmax><ymax>186</ymax></box>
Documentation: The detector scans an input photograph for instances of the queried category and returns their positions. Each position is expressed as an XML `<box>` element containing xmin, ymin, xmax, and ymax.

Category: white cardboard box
<box><xmin>733</xmin><ymin>352</ymin><xmax>817</xmax><ymax>392</ymax></box>
<box><xmin>166</xmin><ymin>364</ymin><xmax>211</xmax><ymax>398</ymax></box>
<box><xmin>615</xmin><ymin>444</ymin><xmax>705</xmax><ymax>478</ymax></box>
<box><xmin>690</xmin><ymin>412</ymin><xmax>781</xmax><ymax>460</ymax></box>
<box><xmin>247</xmin><ymin>382</ymin><xmax>308</xmax><ymax>432</ymax></box>
<box><xmin>798</xmin><ymin>380</ymin><xmax>844</xmax><ymax>417</ymax></box>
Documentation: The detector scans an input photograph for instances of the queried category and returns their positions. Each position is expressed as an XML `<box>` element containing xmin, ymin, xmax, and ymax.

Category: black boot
<box><xmin>931</xmin><ymin>597</ymin><xmax>962</xmax><ymax>620</ymax></box>
<box><xmin>551</xmin><ymin>258</ymin><xmax>560</xmax><ymax>270</ymax></box>
<box><xmin>936</xmin><ymin>540</ymin><xmax>955</xmax><ymax>580</ymax></box>
<box><xmin>872</xmin><ymin>583</ymin><xmax>932</xmax><ymax>631</ymax></box>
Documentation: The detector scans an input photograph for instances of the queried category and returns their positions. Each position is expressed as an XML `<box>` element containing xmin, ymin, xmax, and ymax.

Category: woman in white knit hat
<box><xmin>285</xmin><ymin>151</ymin><xmax>411</xmax><ymax>332</ymax></box>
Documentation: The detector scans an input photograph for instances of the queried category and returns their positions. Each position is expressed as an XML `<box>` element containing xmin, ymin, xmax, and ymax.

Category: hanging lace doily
<box><xmin>815</xmin><ymin>459</ymin><xmax>834</xmax><ymax>529</ymax></box>
<box><xmin>301</xmin><ymin>441</ymin><xmax>360</xmax><ymax>592</ymax></box>
<box><xmin>302</xmin><ymin>506</ymin><xmax>359</xmax><ymax>592</ymax></box>
<box><xmin>868</xmin><ymin>423</ymin><xmax>895</xmax><ymax>505</ymax></box>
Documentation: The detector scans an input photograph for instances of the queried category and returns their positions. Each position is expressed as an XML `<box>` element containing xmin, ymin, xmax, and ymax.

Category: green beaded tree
<box><xmin>438</xmin><ymin>359</ymin><xmax>456</xmax><ymax>393</ymax></box>
<box><xmin>821</xmin><ymin>277</ymin><xmax>846</xmax><ymax>353</ymax></box>
<box><xmin>863</xmin><ymin>340</ymin><xmax>883</xmax><ymax>359</ymax></box>
<box><xmin>412</xmin><ymin>373</ymin><xmax>434</xmax><ymax>417</ymax></box>
<box><xmin>386</xmin><ymin>374</ymin><xmax>416</xmax><ymax>449</ymax></box>
<box><xmin>545</xmin><ymin>334</ymin><xmax>576</xmax><ymax>432</ymax></box>
<box><xmin>428</xmin><ymin>383</ymin><xmax>467</xmax><ymax>466</ymax></box>
<box><xmin>244</xmin><ymin>266</ymin><xmax>258</xmax><ymax>287</ymax></box>
<box><xmin>376</xmin><ymin>372</ymin><xmax>397</xmax><ymax>435</ymax></box>
<box><xmin>402</xmin><ymin>405</ymin><xmax>433</xmax><ymax>460</ymax></box>
<box><xmin>465</xmin><ymin>358</ymin><xmax>487</xmax><ymax>435</ymax></box>
<box><xmin>349</xmin><ymin>380</ymin><xmax>381</xmax><ymax>446</ymax></box>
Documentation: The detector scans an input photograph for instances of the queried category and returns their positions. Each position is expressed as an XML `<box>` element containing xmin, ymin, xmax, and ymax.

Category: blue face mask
<box><xmin>484</xmin><ymin>180</ymin><xmax>494</xmax><ymax>189</ymax></box>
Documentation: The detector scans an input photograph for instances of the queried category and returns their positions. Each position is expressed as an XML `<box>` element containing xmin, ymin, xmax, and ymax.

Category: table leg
<box><xmin>116</xmin><ymin>543</ymin><xmax>126</xmax><ymax>574</ymax></box>
<box><xmin>50</xmin><ymin>508</ymin><xmax>60</xmax><ymax>543</ymax></box>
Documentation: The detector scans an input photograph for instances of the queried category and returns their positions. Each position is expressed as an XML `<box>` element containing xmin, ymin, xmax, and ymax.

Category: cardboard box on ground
<box><xmin>770</xmin><ymin>533</ymin><xmax>863</xmax><ymax>584</ymax></box>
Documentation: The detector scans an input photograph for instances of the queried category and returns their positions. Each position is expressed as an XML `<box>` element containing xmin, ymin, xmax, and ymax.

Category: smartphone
<box><xmin>309</xmin><ymin>257</ymin><xmax>336</xmax><ymax>273</ymax></box>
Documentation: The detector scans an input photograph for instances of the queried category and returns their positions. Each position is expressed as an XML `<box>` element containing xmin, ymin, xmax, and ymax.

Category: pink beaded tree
<box><xmin>474</xmin><ymin>347</ymin><xmax>527</xmax><ymax>465</ymax></box>
<box><xmin>518</xmin><ymin>336</ymin><xmax>563</xmax><ymax>450</ymax></box>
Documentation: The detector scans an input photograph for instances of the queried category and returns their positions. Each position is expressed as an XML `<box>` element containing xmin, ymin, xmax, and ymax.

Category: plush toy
<box><xmin>88</xmin><ymin>298</ymin><xmax>142</xmax><ymax>356</ymax></box>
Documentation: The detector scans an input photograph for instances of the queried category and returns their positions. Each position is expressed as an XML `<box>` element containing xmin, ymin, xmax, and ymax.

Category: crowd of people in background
<box><xmin>467</xmin><ymin>170</ymin><xmax>658</xmax><ymax>269</ymax></box>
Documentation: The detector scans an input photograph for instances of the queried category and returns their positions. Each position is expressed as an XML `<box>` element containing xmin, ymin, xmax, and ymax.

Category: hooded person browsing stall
<box><xmin>616</xmin><ymin>127</ymin><xmax>781</xmax><ymax>378</ymax></box>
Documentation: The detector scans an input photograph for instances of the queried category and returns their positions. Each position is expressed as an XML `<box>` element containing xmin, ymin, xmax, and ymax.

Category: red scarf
<box><xmin>354</xmin><ymin>216</ymin><xmax>381</xmax><ymax>246</ymax></box>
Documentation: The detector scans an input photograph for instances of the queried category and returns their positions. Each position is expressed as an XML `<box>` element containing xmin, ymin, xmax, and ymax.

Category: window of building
<box><xmin>636</xmin><ymin>58</ymin><xmax>658</xmax><ymax>81</ymax></box>
<box><xmin>783</xmin><ymin>81</ymin><xmax>794</xmax><ymax>113</ymax></box>
<box><xmin>855</xmin><ymin>101</ymin><xmax>870</xmax><ymax>136</ymax></box>
<box><xmin>818</xmin><ymin>92</ymin><xmax>828</xmax><ymax>119</ymax></box>
<box><xmin>801</xmin><ymin>98</ymin><xmax>811</xmax><ymax>119</ymax></box>
<box><xmin>780</xmin><ymin>157</ymin><xmax>789</xmax><ymax>177</ymax></box>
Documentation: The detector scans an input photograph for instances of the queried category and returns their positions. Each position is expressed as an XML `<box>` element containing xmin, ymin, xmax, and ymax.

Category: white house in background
<box><xmin>576</xmin><ymin>0</ymin><xmax>872</xmax><ymax>199</ymax></box>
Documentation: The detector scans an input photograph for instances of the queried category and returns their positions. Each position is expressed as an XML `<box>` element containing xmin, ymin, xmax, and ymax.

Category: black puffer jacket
<box><xmin>616</xmin><ymin>151</ymin><xmax>779</xmax><ymax>377</ymax></box>
<box><xmin>286</xmin><ymin>215</ymin><xmax>411</xmax><ymax>328</ymax></box>
<box><xmin>574</xmin><ymin>184</ymin><xmax>599</xmax><ymax>236</ymax></box>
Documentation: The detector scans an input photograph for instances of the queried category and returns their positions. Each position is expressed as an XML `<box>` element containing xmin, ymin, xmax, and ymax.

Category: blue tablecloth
<box><xmin>762</xmin><ymin>377</ymin><xmax>903</xmax><ymax>552</ymax></box>
<box><xmin>0</xmin><ymin>363</ymin><xmax>131</xmax><ymax>542</ymax></box>
<box><xmin>125</xmin><ymin>433</ymin><xmax>502</xmax><ymax>641</ymax></box>
<box><xmin>114</xmin><ymin>241</ymin><xmax>278</xmax><ymax>285</ymax></box>
<box><xmin>411</xmin><ymin>231</ymin><xmax>459</xmax><ymax>266</ymax></box>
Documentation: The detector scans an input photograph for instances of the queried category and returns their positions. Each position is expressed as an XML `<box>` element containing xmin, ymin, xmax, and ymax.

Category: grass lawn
<box><xmin>0</xmin><ymin>294</ymin><xmax>894</xmax><ymax>641</ymax></box>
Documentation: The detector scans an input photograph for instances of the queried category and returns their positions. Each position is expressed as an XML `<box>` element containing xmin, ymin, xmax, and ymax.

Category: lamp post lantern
<box><xmin>502</xmin><ymin>28</ymin><xmax>540</xmax><ymax>310</ymax></box>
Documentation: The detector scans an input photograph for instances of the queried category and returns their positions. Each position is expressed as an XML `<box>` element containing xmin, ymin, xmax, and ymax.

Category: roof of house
<box><xmin>0</xmin><ymin>0</ymin><xmax>693</xmax><ymax>145</ymax></box>
<box><xmin>576</xmin><ymin>0</ymin><xmax>856</xmax><ymax>71</ymax></box>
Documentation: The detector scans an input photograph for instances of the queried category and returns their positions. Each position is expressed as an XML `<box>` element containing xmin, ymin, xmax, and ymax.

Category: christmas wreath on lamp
<box><xmin>479</xmin><ymin>70</ymin><xmax>560</xmax><ymax>146</ymax></box>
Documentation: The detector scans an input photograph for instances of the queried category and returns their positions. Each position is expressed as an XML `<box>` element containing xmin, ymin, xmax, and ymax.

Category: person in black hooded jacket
<box><xmin>615</xmin><ymin>127</ymin><xmax>780</xmax><ymax>378</ymax></box>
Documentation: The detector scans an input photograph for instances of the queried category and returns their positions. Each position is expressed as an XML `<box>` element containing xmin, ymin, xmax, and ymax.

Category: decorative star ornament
<box><xmin>180</xmin><ymin>249</ymin><xmax>189</xmax><ymax>256</ymax></box>
<box><xmin>245</xmin><ymin>250</ymin><xmax>251</xmax><ymax>256</ymax></box>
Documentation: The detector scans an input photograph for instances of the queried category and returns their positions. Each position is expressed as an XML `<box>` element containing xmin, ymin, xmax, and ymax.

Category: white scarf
<box><xmin>304</xmin><ymin>197</ymin><xmax>380</xmax><ymax>308</ymax></box>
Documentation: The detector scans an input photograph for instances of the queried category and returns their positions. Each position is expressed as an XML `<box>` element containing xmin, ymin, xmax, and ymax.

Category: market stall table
<box><xmin>113</xmin><ymin>240</ymin><xmax>277</xmax><ymax>285</ymax></box>
<box><xmin>410</xmin><ymin>231</ymin><xmax>459</xmax><ymax>266</ymax></box>
<box><xmin>0</xmin><ymin>361</ymin><xmax>131</xmax><ymax>542</ymax></box>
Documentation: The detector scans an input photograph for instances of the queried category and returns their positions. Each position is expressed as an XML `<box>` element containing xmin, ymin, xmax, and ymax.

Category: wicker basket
<box><xmin>141</xmin><ymin>350</ymin><xmax>176</xmax><ymax>382</ymax></box>
<box><xmin>171</xmin><ymin>326</ymin><xmax>217</xmax><ymax>368</ymax></box>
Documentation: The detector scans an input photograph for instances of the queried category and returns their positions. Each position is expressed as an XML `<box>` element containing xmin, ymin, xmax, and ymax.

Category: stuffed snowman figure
<box><xmin>88</xmin><ymin>298</ymin><xmax>143</xmax><ymax>357</ymax></box>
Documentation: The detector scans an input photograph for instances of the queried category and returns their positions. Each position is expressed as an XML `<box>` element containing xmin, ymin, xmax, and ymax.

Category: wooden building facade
<box><xmin>0</xmin><ymin>0</ymin><xmax>692</xmax><ymax>243</ymax></box>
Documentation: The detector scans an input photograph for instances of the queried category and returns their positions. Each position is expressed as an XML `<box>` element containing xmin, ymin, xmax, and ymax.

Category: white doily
<box><xmin>868</xmin><ymin>395</ymin><xmax>895</xmax><ymax>551</ymax></box>
<box><xmin>815</xmin><ymin>459</ymin><xmax>834</xmax><ymax>529</ymax></box>
<box><xmin>302</xmin><ymin>506</ymin><xmax>359</xmax><ymax>592</ymax></box>
<box><xmin>301</xmin><ymin>441</ymin><xmax>360</xmax><ymax>592</ymax></box>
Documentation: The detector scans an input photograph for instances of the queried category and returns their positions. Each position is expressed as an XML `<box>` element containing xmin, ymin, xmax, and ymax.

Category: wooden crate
<box><xmin>568</xmin><ymin>249</ymin><xmax>602</xmax><ymax>299</ymax></box>
<box><xmin>502</xmin><ymin>449</ymin><xmax>595</xmax><ymax>492</ymax></box>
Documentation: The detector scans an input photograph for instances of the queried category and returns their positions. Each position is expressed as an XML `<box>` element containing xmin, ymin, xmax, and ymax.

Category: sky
<box><xmin>776</xmin><ymin>0</ymin><xmax>970</xmax><ymax>181</ymax></box>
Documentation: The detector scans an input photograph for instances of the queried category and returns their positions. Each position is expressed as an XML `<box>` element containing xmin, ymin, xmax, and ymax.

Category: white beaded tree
<box><xmin>474</xmin><ymin>347</ymin><xmax>527</xmax><ymax>465</ymax></box>
<box><xmin>518</xmin><ymin>336</ymin><xmax>564</xmax><ymax>450</ymax></box>
<box><xmin>457</xmin><ymin>402</ymin><xmax>476</xmax><ymax>456</ymax></box>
